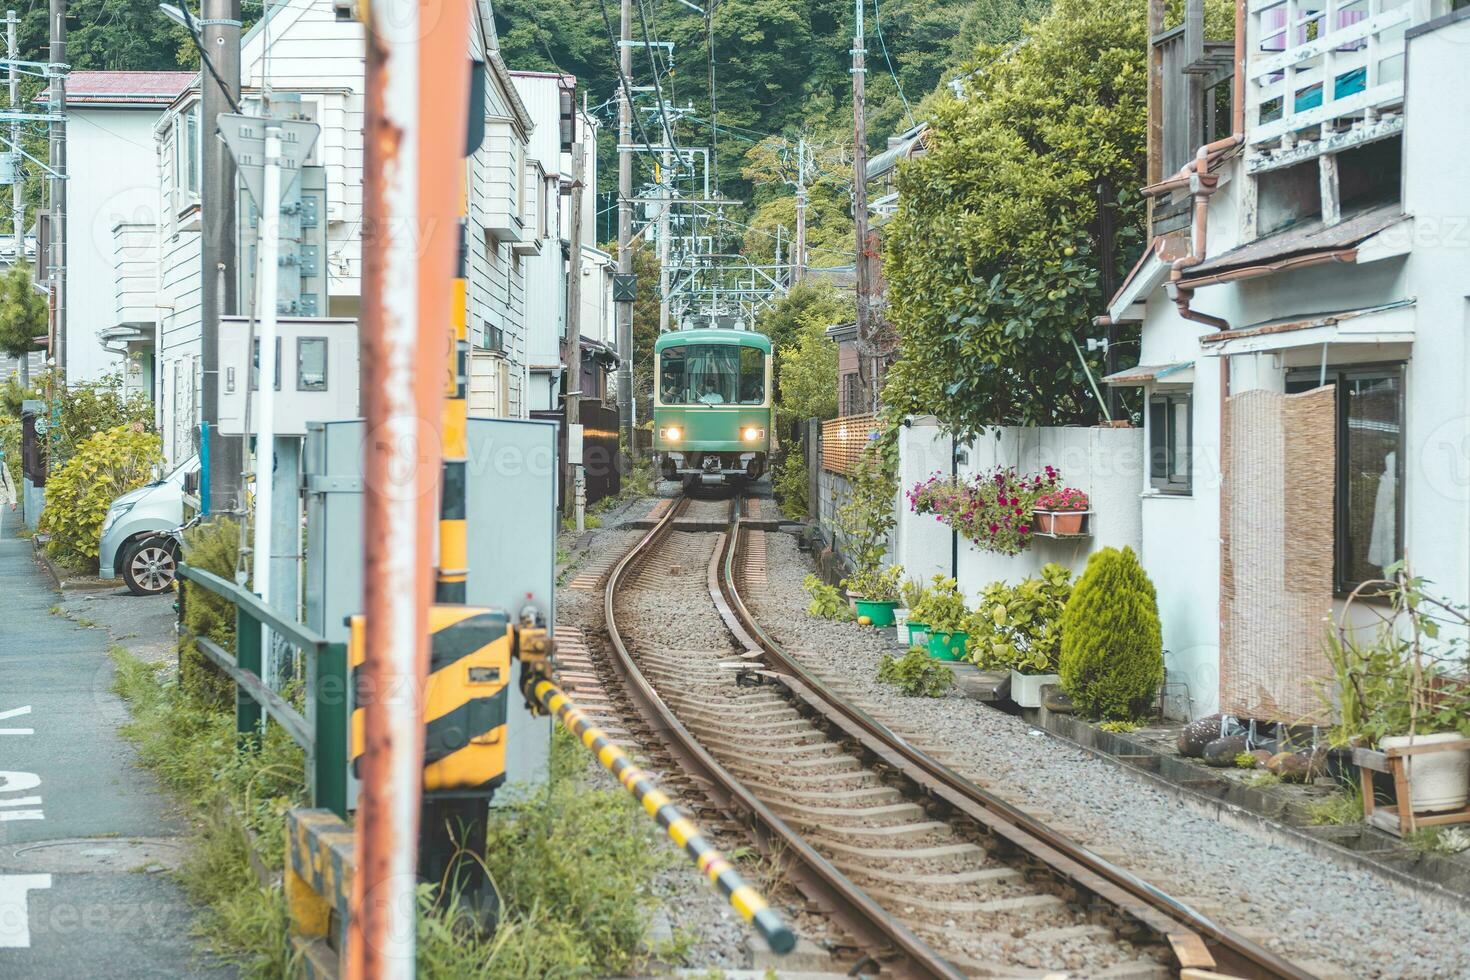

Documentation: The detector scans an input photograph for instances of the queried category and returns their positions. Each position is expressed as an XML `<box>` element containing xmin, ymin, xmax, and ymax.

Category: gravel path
<box><xmin>749</xmin><ymin>531</ymin><xmax>1470</xmax><ymax>980</ymax></box>
<box><xmin>553</xmin><ymin>514</ymin><xmax>757</xmax><ymax>973</ymax></box>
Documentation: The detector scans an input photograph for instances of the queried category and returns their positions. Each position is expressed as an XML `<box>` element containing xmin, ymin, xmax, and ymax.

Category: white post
<box><xmin>253</xmin><ymin>123</ymin><xmax>282</xmax><ymax>677</ymax></box>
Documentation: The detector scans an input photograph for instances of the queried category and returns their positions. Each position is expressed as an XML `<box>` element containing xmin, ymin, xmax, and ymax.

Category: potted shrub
<box><xmin>1322</xmin><ymin>571</ymin><xmax>1470</xmax><ymax>817</ymax></box>
<box><xmin>965</xmin><ymin>563</ymin><xmax>1073</xmax><ymax>707</ymax></box>
<box><xmin>843</xmin><ymin>564</ymin><xmax>904</xmax><ymax>627</ymax></box>
<box><xmin>898</xmin><ymin>577</ymin><xmax>929</xmax><ymax>646</ymax></box>
<box><xmin>1033</xmin><ymin>487</ymin><xmax>1090</xmax><ymax>536</ymax></box>
<box><xmin>911</xmin><ymin>575</ymin><xmax>968</xmax><ymax>661</ymax></box>
<box><xmin>1058</xmin><ymin>547</ymin><xmax>1164</xmax><ymax>720</ymax></box>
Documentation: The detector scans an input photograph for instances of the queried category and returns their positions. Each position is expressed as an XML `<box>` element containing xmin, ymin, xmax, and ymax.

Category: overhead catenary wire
<box><xmin>872</xmin><ymin>0</ymin><xmax>916</xmax><ymax>128</ymax></box>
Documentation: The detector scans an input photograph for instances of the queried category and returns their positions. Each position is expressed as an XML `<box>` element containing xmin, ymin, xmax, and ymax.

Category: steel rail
<box><xmin>603</xmin><ymin>494</ymin><xmax>965</xmax><ymax>979</ymax></box>
<box><xmin>718</xmin><ymin>508</ymin><xmax>1318</xmax><ymax>980</ymax></box>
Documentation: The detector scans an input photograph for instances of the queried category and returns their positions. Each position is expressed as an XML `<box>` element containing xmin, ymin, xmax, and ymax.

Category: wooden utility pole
<box><xmin>46</xmin><ymin>0</ymin><xmax>64</xmax><ymax>376</ymax></box>
<box><xmin>564</xmin><ymin>139</ymin><xmax>585</xmax><ymax>515</ymax></box>
<box><xmin>615</xmin><ymin>0</ymin><xmax>635</xmax><ymax>453</ymax></box>
<box><xmin>851</xmin><ymin>0</ymin><xmax>876</xmax><ymax>412</ymax></box>
<box><xmin>199</xmin><ymin>0</ymin><xmax>242</xmax><ymax>512</ymax></box>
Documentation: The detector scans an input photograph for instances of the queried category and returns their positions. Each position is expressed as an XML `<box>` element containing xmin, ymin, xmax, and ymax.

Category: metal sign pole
<box><xmin>252</xmin><ymin>123</ymin><xmax>282</xmax><ymax>682</ymax></box>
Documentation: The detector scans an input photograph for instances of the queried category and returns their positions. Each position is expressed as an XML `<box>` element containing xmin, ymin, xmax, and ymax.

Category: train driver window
<box><xmin>659</xmin><ymin>348</ymin><xmax>686</xmax><ymax>404</ymax></box>
<box><xmin>738</xmin><ymin>347</ymin><xmax>765</xmax><ymax>404</ymax></box>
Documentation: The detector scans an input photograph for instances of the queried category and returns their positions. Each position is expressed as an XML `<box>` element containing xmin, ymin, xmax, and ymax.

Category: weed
<box><xmin>48</xmin><ymin>604</ymin><xmax>60</xmax><ymax>615</ymax></box>
<box><xmin>74</xmin><ymin>616</ymin><xmax>98</xmax><ymax>629</ymax></box>
<box><xmin>877</xmin><ymin>647</ymin><xmax>954</xmax><ymax>698</ymax></box>
<box><xmin>1405</xmin><ymin>826</ymin><xmax>1470</xmax><ymax>856</ymax></box>
<box><xmin>1304</xmin><ymin>785</ymin><xmax>1363</xmax><ymax>826</ymax></box>
<box><xmin>1244</xmin><ymin>771</ymin><xmax>1281</xmax><ymax>789</ymax></box>
<box><xmin>803</xmin><ymin>574</ymin><xmax>851</xmax><ymax>620</ymax></box>
<box><xmin>1233</xmin><ymin>751</ymin><xmax>1258</xmax><ymax>768</ymax></box>
<box><xmin>1098</xmin><ymin>720</ymin><xmax>1140</xmax><ymax>734</ymax></box>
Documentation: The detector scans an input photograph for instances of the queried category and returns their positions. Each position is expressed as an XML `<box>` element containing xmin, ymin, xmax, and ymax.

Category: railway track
<box><xmin>589</xmin><ymin>491</ymin><xmax>1317</xmax><ymax>979</ymax></box>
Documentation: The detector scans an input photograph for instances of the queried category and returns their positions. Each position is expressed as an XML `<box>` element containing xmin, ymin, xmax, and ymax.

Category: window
<box><xmin>1148</xmin><ymin>390</ymin><xmax>1192</xmax><ymax>493</ymax></box>
<box><xmin>251</xmin><ymin>337</ymin><xmax>282</xmax><ymax>391</ymax></box>
<box><xmin>841</xmin><ymin>373</ymin><xmax>861</xmax><ymax>416</ymax></box>
<box><xmin>1287</xmin><ymin>367</ymin><xmax>1404</xmax><ymax>592</ymax></box>
<box><xmin>297</xmin><ymin>338</ymin><xmax>328</xmax><ymax>391</ymax></box>
<box><xmin>174</xmin><ymin>106</ymin><xmax>200</xmax><ymax>205</ymax></box>
<box><xmin>657</xmin><ymin>343</ymin><xmax>767</xmax><ymax>406</ymax></box>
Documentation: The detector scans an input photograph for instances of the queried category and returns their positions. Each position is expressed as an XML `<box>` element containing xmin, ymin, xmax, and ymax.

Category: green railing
<box><xmin>177</xmin><ymin>564</ymin><xmax>350</xmax><ymax>818</ymax></box>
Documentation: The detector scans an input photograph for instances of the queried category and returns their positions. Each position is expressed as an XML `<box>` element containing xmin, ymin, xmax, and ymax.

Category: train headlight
<box><xmin>661</xmin><ymin>426</ymin><xmax>681</xmax><ymax>441</ymax></box>
<box><xmin>742</xmin><ymin>427</ymin><xmax>764</xmax><ymax>441</ymax></box>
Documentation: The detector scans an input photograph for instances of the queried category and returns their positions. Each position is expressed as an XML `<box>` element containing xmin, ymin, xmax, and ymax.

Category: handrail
<box><xmin>177</xmin><ymin>561</ymin><xmax>349</xmax><ymax>818</ymax></box>
<box><xmin>178</xmin><ymin>563</ymin><xmax>331</xmax><ymax>655</ymax></box>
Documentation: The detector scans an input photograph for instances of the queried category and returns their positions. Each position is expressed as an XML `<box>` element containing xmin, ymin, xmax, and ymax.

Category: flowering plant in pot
<box><xmin>907</xmin><ymin>465</ymin><xmax>1061</xmax><ymax>556</ymax></box>
<box><xmin>965</xmin><ymin>563</ymin><xmax>1073</xmax><ymax>706</ymax></box>
<box><xmin>1034</xmin><ymin>487</ymin><xmax>1090</xmax><ymax>536</ymax></box>
<box><xmin>843</xmin><ymin>564</ymin><xmax>905</xmax><ymax>627</ymax></box>
<box><xmin>910</xmin><ymin>575</ymin><xmax>969</xmax><ymax>661</ymax></box>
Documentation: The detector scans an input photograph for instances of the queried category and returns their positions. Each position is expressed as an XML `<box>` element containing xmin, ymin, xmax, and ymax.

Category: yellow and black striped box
<box><xmin>349</xmin><ymin>605</ymin><xmax>513</xmax><ymax>796</ymax></box>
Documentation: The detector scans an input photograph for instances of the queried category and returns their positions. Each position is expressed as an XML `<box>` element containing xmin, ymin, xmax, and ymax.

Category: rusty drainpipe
<box><xmin>350</xmin><ymin>0</ymin><xmax>471</xmax><ymax>975</ymax></box>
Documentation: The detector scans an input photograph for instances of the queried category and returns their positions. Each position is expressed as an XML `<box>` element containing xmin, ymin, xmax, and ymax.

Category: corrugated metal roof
<box><xmin>865</xmin><ymin>126</ymin><xmax>927</xmax><ymax>182</ymax></box>
<box><xmin>38</xmin><ymin>70</ymin><xmax>193</xmax><ymax>106</ymax></box>
<box><xmin>1182</xmin><ymin>203</ymin><xmax>1404</xmax><ymax>279</ymax></box>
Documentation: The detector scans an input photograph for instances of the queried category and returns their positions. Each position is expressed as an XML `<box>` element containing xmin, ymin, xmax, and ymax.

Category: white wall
<box><xmin>895</xmin><ymin>420</ymin><xmax>1144</xmax><ymax>600</ymax></box>
<box><xmin>66</xmin><ymin>106</ymin><xmax>173</xmax><ymax>384</ymax></box>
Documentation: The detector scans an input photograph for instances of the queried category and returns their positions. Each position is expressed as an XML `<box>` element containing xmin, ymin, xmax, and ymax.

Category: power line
<box><xmin>871</xmin><ymin>0</ymin><xmax>916</xmax><ymax>127</ymax></box>
<box><xmin>594</xmin><ymin>0</ymin><xmax>660</xmax><ymax>158</ymax></box>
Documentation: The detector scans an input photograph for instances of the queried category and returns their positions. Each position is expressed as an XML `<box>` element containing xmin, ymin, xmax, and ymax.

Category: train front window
<box><xmin>659</xmin><ymin>345</ymin><xmax>766</xmax><ymax>405</ymax></box>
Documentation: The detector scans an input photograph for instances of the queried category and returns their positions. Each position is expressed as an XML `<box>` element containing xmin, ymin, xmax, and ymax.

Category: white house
<box><xmin>1103</xmin><ymin>0</ymin><xmax>1470</xmax><ymax>722</ymax></box>
<box><xmin>148</xmin><ymin>0</ymin><xmax>539</xmax><ymax>465</ymax></box>
<box><xmin>43</xmin><ymin>71</ymin><xmax>192</xmax><ymax>396</ymax></box>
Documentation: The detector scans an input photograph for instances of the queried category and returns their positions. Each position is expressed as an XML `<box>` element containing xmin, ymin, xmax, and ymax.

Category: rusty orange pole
<box><xmin>351</xmin><ymin>0</ymin><xmax>471</xmax><ymax>974</ymax></box>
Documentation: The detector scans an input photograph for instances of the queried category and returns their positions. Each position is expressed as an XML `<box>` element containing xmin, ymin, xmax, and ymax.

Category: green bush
<box><xmin>965</xmin><ymin>562</ymin><xmax>1072</xmax><ymax>673</ymax></box>
<box><xmin>1058</xmin><ymin>546</ymin><xmax>1163</xmax><ymax>719</ymax></box>
<box><xmin>180</xmin><ymin>517</ymin><xmax>244</xmax><ymax>705</ymax></box>
<box><xmin>773</xmin><ymin>446</ymin><xmax>809</xmax><ymax>519</ymax></box>
<box><xmin>804</xmin><ymin>573</ymin><xmax>852</xmax><ymax>620</ymax></box>
<box><xmin>878</xmin><ymin>647</ymin><xmax>954</xmax><ymax>698</ymax></box>
<box><xmin>38</xmin><ymin>424</ymin><xmax>162</xmax><ymax>567</ymax></box>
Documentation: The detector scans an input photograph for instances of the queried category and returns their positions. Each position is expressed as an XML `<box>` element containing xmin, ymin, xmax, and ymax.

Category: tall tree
<box><xmin>0</xmin><ymin>262</ymin><xmax>46</xmax><ymax>366</ymax></box>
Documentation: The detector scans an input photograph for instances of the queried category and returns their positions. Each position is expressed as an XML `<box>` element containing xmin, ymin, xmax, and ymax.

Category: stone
<box><xmin>1268</xmin><ymin>750</ymin><xmax>1326</xmax><ymax>783</ymax></box>
<box><xmin>1177</xmin><ymin>714</ymin><xmax>1225</xmax><ymax>758</ymax></box>
<box><xmin>1202</xmin><ymin>734</ymin><xmax>1251</xmax><ymax>767</ymax></box>
<box><xmin>1250</xmin><ymin>748</ymin><xmax>1274</xmax><ymax>767</ymax></box>
<box><xmin>1042</xmin><ymin>684</ymin><xmax>1076</xmax><ymax>713</ymax></box>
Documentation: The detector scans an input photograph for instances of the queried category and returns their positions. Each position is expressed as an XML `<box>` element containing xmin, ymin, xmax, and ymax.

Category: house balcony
<box><xmin>1244</xmin><ymin>0</ymin><xmax>1453</xmax><ymax>173</ymax></box>
<box><xmin>112</xmin><ymin>221</ymin><xmax>158</xmax><ymax>327</ymax></box>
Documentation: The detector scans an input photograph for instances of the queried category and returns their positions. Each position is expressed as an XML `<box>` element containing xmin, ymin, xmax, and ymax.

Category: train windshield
<box><xmin>659</xmin><ymin>344</ymin><xmax>765</xmax><ymax>405</ymax></box>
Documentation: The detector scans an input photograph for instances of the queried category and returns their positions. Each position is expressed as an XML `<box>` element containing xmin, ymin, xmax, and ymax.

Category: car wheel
<box><xmin>122</xmin><ymin>536</ymin><xmax>179</xmax><ymax>596</ymax></box>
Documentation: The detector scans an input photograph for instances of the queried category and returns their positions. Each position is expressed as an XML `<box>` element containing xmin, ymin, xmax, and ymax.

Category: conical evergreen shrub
<box><xmin>1058</xmin><ymin>546</ymin><xmax>1163</xmax><ymax>719</ymax></box>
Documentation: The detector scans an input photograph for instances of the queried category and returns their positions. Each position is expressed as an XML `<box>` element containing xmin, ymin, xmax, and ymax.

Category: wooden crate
<box><xmin>821</xmin><ymin>413</ymin><xmax>878</xmax><ymax>475</ymax></box>
<box><xmin>1353</xmin><ymin>739</ymin><xmax>1470</xmax><ymax>837</ymax></box>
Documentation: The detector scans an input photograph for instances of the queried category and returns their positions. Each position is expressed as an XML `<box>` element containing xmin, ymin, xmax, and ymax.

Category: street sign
<box><xmin>612</xmin><ymin>274</ymin><xmax>637</xmax><ymax>303</ymax></box>
<box><xmin>217</xmin><ymin>114</ymin><xmax>322</xmax><ymax>207</ymax></box>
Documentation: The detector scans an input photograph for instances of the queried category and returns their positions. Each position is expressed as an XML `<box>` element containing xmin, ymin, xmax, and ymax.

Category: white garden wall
<box><xmin>894</xmin><ymin>418</ymin><xmax>1144</xmax><ymax>602</ymax></box>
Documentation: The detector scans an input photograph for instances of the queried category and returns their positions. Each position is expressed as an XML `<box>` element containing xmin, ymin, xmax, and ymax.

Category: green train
<box><xmin>652</xmin><ymin>327</ymin><xmax>774</xmax><ymax>484</ymax></box>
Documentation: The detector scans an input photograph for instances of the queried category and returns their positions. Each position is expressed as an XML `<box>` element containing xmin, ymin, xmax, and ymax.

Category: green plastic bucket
<box><xmin>853</xmin><ymin>599</ymin><xmax>898</xmax><ymax>627</ymax></box>
<box><xmin>906</xmin><ymin>621</ymin><xmax>930</xmax><ymax>646</ymax></box>
<box><xmin>927</xmin><ymin>631</ymin><xmax>968</xmax><ymax>661</ymax></box>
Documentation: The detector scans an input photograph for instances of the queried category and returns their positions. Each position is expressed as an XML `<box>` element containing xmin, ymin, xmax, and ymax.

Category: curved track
<box><xmin>599</xmin><ymin>492</ymin><xmax>1316</xmax><ymax>978</ymax></box>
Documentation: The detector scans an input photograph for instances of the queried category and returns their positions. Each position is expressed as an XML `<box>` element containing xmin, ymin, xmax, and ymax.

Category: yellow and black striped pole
<box><xmin>435</xmin><ymin>183</ymin><xmax>470</xmax><ymax>606</ymax></box>
<box><xmin>529</xmin><ymin>677</ymin><xmax>796</xmax><ymax>954</ymax></box>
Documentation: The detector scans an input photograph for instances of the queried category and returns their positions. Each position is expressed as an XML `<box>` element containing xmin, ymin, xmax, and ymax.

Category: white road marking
<box><xmin>0</xmin><ymin>874</ymin><xmax>53</xmax><ymax>948</ymax></box>
<box><xmin>0</xmin><ymin>705</ymin><xmax>32</xmax><ymax>736</ymax></box>
<box><xmin>0</xmin><ymin>771</ymin><xmax>42</xmax><ymax>822</ymax></box>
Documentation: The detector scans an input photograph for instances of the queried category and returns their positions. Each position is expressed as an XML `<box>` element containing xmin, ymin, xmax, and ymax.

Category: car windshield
<box><xmin>659</xmin><ymin>344</ymin><xmax>765</xmax><ymax>405</ymax></box>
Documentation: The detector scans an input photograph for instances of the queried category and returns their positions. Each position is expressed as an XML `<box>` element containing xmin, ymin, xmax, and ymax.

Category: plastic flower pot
<box><xmin>1035</xmin><ymin>510</ymin><xmax>1086</xmax><ymax>535</ymax></box>
<box><xmin>853</xmin><ymin>599</ymin><xmax>898</xmax><ymax>627</ymax></box>
<box><xmin>1379</xmin><ymin>732</ymin><xmax>1470</xmax><ymax>813</ymax></box>
<box><xmin>906</xmin><ymin>621</ymin><xmax>930</xmax><ymax>647</ymax></box>
<box><xmin>927</xmin><ymin>630</ymin><xmax>967</xmax><ymax>662</ymax></box>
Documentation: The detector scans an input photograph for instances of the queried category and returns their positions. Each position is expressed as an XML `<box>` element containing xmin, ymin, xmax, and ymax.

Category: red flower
<box><xmin>1020</xmin><ymin>524</ymin><xmax>1030</xmax><ymax>534</ymax></box>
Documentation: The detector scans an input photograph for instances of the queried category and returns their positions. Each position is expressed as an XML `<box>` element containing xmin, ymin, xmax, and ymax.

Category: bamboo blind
<box><xmin>1220</xmin><ymin>386</ymin><xmax>1337</xmax><ymax>723</ymax></box>
<box><xmin>821</xmin><ymin>413</ymin><xmax>878</xmax><ymax>475</ymax></box>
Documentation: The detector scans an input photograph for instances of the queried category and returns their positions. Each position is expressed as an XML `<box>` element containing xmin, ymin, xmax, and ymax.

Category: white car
<box><xmin>99</xmin><ymin>456</ymin><xmax>199</xmax><ymax>595</ymax></box>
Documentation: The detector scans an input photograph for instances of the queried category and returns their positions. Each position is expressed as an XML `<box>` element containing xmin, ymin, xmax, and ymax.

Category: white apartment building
<box><xmin>147</xmin><ymin>0</ymin><xmax>539</xmax><ymax>465</ymax></box>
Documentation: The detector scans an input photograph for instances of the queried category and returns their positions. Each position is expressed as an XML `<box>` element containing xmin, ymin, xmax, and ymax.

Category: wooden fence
<box><xmin>821</xmin><ymin>413</ymin><xmax>878</xmax><ymax>475</ymax></box>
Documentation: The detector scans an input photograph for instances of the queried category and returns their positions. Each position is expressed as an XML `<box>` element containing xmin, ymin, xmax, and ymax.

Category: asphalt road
<box><xmin>0</xmin><ymin>508</ymin><xmax>233</xmax><ymax>977</ymax></box>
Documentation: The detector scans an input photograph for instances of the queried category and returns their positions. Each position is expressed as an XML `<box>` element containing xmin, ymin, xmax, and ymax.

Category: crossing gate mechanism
<box><xmin>349</xmin><ymin>607</ymin><xmax>553</xmax><ymax>796</ymax></box>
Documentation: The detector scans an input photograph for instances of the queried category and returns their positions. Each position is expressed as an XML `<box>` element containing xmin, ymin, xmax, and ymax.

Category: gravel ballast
<box><xmin>749</xmin><ymin>530</ymin><xmax>1470</xmax><ymax>980</ymax></box>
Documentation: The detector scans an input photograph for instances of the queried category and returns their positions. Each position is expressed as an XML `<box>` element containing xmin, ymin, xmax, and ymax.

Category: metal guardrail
<box><xmin>177</xmin><ymin>563</ymin><xmax>349</xmax><ymax>819</ymax></box>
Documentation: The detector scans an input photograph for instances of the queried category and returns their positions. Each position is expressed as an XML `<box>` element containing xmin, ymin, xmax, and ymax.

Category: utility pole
<box><xmin>199</xmin><ymin>0</ymin><xmax>242</xmax><ymax>513</ymax></box>
<box><xmin>615</xmin><ymin>0</ymin><xmax>635</xmax><ymax>455</ymax></box>
<box><xmin>1098</xmin><ymin>180</ymin><xmax>1120</xmax><ymax>419</ymax></box>
<box><xmin>657</xmin><ymin>147</ymin><xmax>671</xmax><ymax>334</ymax></box>
<box><xmin>851</xmin><ymin>0</ymin><xmax>876</xmax><ymax>413</ymax></box>
<box><xmin>563</xmin><ymin>139</ymin><xmax>584</xmax><ymax>516</ymax></box>
<box><xmin>46</xmin><ymin>0</ymin><xmax>64</xmax><ymax>377</ymax></box>
<box><xmin>793</xmin><ymin>137</ymin><xmax>807</xmax><ymax>284</ymax></box>
<box><xmin>7</xmin><ymin>10</ymin><xmax>23</xmax><ymax>386</ymax></box>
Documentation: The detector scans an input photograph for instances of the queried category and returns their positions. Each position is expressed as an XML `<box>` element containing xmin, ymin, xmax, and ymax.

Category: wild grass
<box><xmin>1303</xmin><ymin>783</ymin><xmax>1364</xmax><ymax>826</ymax></box>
